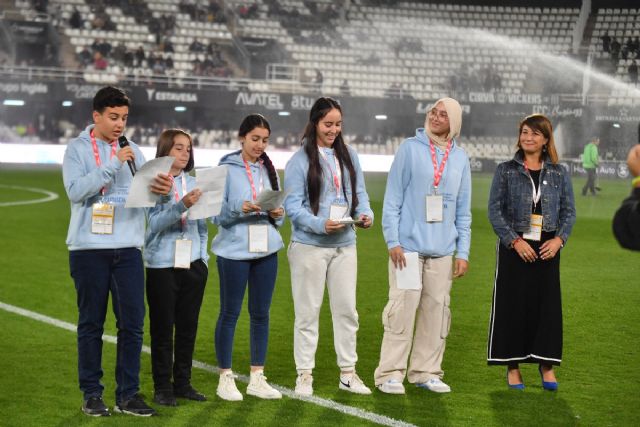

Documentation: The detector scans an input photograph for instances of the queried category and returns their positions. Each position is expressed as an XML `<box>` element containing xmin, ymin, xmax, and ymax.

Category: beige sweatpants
<box><xmin>374</xmin><ymin>255</ymin><xmax>453</xmax><ymax>385</ymax></box>
<box><xmin>288</xmin><ymin>241</ymin><xmax>359</xmax><ymax>372</ymax></box>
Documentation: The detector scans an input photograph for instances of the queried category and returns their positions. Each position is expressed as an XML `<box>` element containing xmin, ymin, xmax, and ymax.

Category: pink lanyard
<box><xmin>90</xmin><ymin>130</ymin><xmax>117</xmax><ymax>195</ymax></box>
<box><xmin>318</xmin><ymin>147</ymin><xmax>342</xmax><ymax>198</ymax></box>
<box><xmin>243</xmin><ymin>159</ymin><xmax>264</xmax><ymax>201</ymax></box>
<box><xmin>429</xmin><ymin>139</ymin><xmax>452</xmax><ymax>191</ymax></box>
<box><xmin>169</xmin><ymin>173</ymin><xmax>188</xmax><ymax>230</ymax></box>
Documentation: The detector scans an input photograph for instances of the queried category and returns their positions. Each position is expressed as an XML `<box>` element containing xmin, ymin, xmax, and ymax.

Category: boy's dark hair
<box><xmin>93</xmin><ymin>86</ymin><xmax>130</xmax><ymax>113</ymax></box>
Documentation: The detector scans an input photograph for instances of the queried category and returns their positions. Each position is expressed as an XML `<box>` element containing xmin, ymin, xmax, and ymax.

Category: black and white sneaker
<box><xmin>82</xmin><ymin>397</ymin><xmax>110</xmax><ymax>417</ymax></box>
<box><xmin>339</xmin><ymin>372</ymin><xmax>372</xmax><ymax>394</ymax></box>
<box><xmin>114</xmin><ymin>393</ymin><xmax>156</xmax><ymax>417</ymax></box>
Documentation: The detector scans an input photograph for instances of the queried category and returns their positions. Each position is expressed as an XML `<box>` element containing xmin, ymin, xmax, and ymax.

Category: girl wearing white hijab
<box><xmin>374</xmin><ymin>97</ymin><xmax>472</xmax><ymax>395</ymax></box>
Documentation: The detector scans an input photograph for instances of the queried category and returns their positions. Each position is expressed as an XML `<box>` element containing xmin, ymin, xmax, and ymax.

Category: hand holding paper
<box><xmin>125</xmin><ymin>156</ymin><xmax>174</xmax><ymax>208</ymax></box>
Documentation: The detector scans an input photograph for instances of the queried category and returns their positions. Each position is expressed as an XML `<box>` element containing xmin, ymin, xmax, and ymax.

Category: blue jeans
<box><xmin>69</xmin><ymin>248</ymin><xmax>145</xmax><ymax>403</ymax></box>
<box><xmin>215</xmin><ymin>253</ymin><xmax>278</xmax><ymax>368</ymax></box>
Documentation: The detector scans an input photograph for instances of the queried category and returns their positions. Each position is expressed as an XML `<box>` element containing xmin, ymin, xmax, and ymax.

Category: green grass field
<box><xmin>1</xmin><ymin>165</ymin><xmax>639</xmax><ymax>426</ymax></box>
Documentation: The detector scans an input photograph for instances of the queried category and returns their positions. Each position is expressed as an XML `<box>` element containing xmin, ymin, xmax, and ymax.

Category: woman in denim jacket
<box><xmin>487</xmin><ymin>114</ymin><xmax>576</xmax><ymax>391</ymax></box>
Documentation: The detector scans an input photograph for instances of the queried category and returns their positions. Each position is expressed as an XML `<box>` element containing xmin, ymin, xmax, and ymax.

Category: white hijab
<box><xmin>425</xmin><ymin>97</ymin><xmax>462</xmax><ymax>148</ymax></box>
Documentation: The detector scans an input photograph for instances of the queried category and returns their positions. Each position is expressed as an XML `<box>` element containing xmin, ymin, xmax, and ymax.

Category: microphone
<box><xmin>118</xmin><ymin>135</ymin><xmax>137</xmax><ymax>176</ymax></box>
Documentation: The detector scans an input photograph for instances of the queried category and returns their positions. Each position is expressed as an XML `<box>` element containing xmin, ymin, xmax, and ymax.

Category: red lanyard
<box><xmin>318</xmin><ymin>147</ymin><xmax>342</xmax><ymax>197</ymax></box>
<box><xmin>243</xmin><ymin>159</ymin><xmax>263</xmax><ymax>201</ymax></box>
<box><xmin>90</xmin><ymin>130</ymin><xmax>117</xmax><ymax>195</ymax></box>
<box><xmin>169</xmin><ymin>173</ymin><xmax>188</xmax><ymax>230</ymax></box>
<box><xmin>429</xmin><ymin>139</ymin><xmax>452</xmax><ymax>190</ymax></box>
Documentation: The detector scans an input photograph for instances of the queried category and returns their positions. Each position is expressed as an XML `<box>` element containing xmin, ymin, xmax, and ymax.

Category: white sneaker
<box><xmin>247</xmin><ymin>371</ymin><xmax>282</xmax><ymax>399</ymax></box>
<box><xmin>339</xmin><ymin>372</ymin><xmax>372</xmax><ymax>395</ymax></box>
<box><xmin>295</xmin><ymin>372</ymin><xmax>313</xmax><ymax>396</ymax></box>
<box><xmin>217</xmin><ymin>371</ymin><xmax>243</xmax><ymax>401</ymax></box>
<box><xmin>417</xmin><ymin>378</ymin><xmax>451</xmax><ymax>393</ymax></box>
<box><xmin>377</xmin><ymin>379</ymin><xmax>406</xmax><ymax>394</ymax></box>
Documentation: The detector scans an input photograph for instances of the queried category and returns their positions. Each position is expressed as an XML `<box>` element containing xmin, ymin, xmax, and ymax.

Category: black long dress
<box><xmin>487</xmin><ymin>169</ymin><xmax>563</xmax><ymax>366</ymax></box>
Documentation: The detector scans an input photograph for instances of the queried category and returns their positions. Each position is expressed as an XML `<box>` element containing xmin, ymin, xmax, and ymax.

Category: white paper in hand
<box><xmin>256</xmin><ymin>189</ymin><xmax>287</xmax><ymax>212</ymax></box>
<box><xmin>124</xmin><ymin>156</ymin><xmax>174</xmax><ymax>208</ymax></box>
<box><xmin>395</xmin><ymin>252</ymin><xmax>421</xmax><ymax>290</ymax></box>
<box><xmin>188</xmin><ymin>165</ymin><xmax>227</xmax><ymax>220</ymax></box>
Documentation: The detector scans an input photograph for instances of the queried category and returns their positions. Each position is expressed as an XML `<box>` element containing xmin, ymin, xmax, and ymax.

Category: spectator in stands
<box><xmin>612</xmin><ymin>144</ymin><xmax>640</xmax><ymax>251</ymax></box>
<box><xmin>112</xmin><ymin>43</ymin><xmax>126</xmax><ymax>64</ymax></box>
<box><xmin>601</xmin><ymin>31</ymin><xmax>611</xmax><ymax>53</ymax></box>
<box><xmin>582</xmin><ymin>137</ymin><xmax>600</xmax><ymax>196</ymax></box>
<box><xmin>314</xmin><ymin>69</ymin><xmax>323</xmax><ymax>93</ymax></box>
<box><xmin>210</xmin><ymin>114</ymin><xmax>284</xmax><ymax>401</ymax></box>
<box><xmin>78</xmin><ymin>47</ymin><xmax>92</xmax><ymax>67</ymax></box>
<box><xmin>610</xmin><ymin>37</ymin><xmax>621</xmax><ymax>61</ymax></box>
<box><xmin>165</xmin><ymin>55</ymin><xmax>174</xmax><ymax>70</ymax></box>
<box><xmin>284</xmin><ymin>97</ymin><xmax>374</xmax><ymax>397</ymax></box>
<box><xmin>189</xmin><ymin>39</ymin><xmax>206</xmax><ymax>53</ymax></box>
<box><xmin>93</xmin><ymin>52</ymin><xmax>108</xmax><ymax>70</ymax></box>
<box><xmin>487</xmin><ymin>114</ymin><xmax>575</xmax><ymax>391</ymax></box>
<box><xmin>629</xmin><ymin>60</ymin><xmax>638</xmax><ymax>85</ymax></box>
<box><xmin>63</xmin><ymin>86</ymin><xmax>172</xmax><ymax>417</ymax></box>
<box><xmin>162</xmin><ymin>39</ymin><xmax>175</xmax><ymax>54</ymax></box>
<box><xmin>135</xmin><ymin>46</ymin><xmax>146</xmax><ymax>67</ymax></box>
<box><xmin>70</xmin><ymin>7</ymin><xmax>83</xmax><ymax>29</ymax></box>
<box><xmin>339</xmin><ymin>79</ymin><xmax>351</xmax><ymax>96</ymax></box>
<box><xmin>144</xmin><ymin>129</ymin><xmax>208</xmax><ymax>407</ymax></box>
<box><xmin>123</xmin><ymin>49</ymin><xmax>134</xmax><ymax>68</ymax></box>
<box><xmin>374</xmin><ymin>97</ymin><xmax>470</xmax><ymax>395</ymax></box>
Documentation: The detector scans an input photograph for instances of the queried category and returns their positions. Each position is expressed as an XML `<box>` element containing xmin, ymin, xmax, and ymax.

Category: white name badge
<box><xmin>91</xmin><ymin>202</ymin><xmax>114</xmax><ymax>234</ymax></box>
<box><xmin>329</xmin><ymin>203</ymin><xmax>349</xmax><ymax>220</ymax></box>
<box><xmin>174</xmin><ymin>239</ymin><xmax>192</xmax><ymax>269</ymax></box>
<box><xmin>425</xmin><ymin>195</ymin><xmax>443</xmax><ymax>222</ymax></box>
<box><xmin>523</xmin><ymin>214</ymin><xmax>543</xmax><ymax>241</ymax></box>
<box><xmin>249</xmin><ymin>224</ymin><xmax>269</xmax><ymax>253</ymax></box>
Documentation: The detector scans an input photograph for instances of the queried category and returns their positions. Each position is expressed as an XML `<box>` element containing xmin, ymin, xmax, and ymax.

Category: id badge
<box><xmin>523</xmin><ymin>214</ymin><xmax>543</xmax><ymax>241</ymax></box>
<box><xmin>329</xmin><ymin>203</ymin><xmax>348</xmax><ymax>220</ymax></box>
<box><xmin>91</xmin><ymin>202</ymin><xmax>114</xmax><ymax>234</ymax></box>
<box><xmin>174</xmin><ymin>239</ymin><xmax>192</xmax><ymax>269</ymax></box>
<box><xmin>249</xmin><ymin>224</ymin><xmax>269</xmax><ymax>253</ymax></box>
<box><xmin>425</xmin><ymin>195</ymin><xmax>443</xmax><ymax>222</ymax></box>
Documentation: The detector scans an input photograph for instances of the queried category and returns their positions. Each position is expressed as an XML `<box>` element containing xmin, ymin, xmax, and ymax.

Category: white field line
<box><xmin>0</xmin><ymin>184</ymin><xmax>59</xmax><ymax>207</ymax></box>
<box><xmin>0</xmin><ymin>300</ymin><xmax>416</xmax><ymax>427</ymax></box>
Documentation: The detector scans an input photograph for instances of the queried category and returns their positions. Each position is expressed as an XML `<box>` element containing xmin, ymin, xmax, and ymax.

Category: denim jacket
<box><xmin>488</xmin><ymin>150</ymin><xmax>576</xmax><ymax>248</ymax></box>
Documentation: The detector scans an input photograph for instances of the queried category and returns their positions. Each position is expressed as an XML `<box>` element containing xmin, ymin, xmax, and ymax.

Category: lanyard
<box><xmin>90</xmin><ymin>129</ymin><xmax>117</xmax><ymax>195</ymax></box>
<box><xmin>170</xmin><ymin>173</ymin><xmax>188</xmax><ymax>230</ymax></box>
<box><xmin>429</xmin><ymin>138</ymin><xmax>452</xmax><ymax>191</ymax></box>
<box><xmin>318</xmin><ymin>147</ymin><xmax>342</xmax><ymax>199</ymax></box>
<box><xmin>523</xmin><ymin>160</ymin><xmax>543</xmax><ymax>210</ymax></box>
<box><xmin>243</xmin><ymin>159</ymin><xmax>264</xmax><ymax>201</ymax></box>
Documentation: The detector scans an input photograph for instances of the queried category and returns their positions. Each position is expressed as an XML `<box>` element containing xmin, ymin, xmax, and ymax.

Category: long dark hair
<box><xmin>302</xmin><ymin>97</ymin><xmax>358</xmax><ymax>216</ymax></box>
<box><xmin>239</xmin><ymin>114</ymin><xmax>280</xmax><ymax>226</ymax></box>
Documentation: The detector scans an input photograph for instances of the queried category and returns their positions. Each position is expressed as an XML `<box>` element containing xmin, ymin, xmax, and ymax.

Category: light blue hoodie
<box><xmin>382</xmin><ymin>129</ymin><xmax>471</xmax><ymax>260</ymax></box>
<box><xmin>284</xmin><ymin>144</ymin><xmax>373</xmax><ymax>248</ymax></box>
<box><xmin>210</xmin><ymin>150</ymin><xmax>284</xmax><ymax>260</ymax></box>
<box><xmin>63</xmin><ymin>125</ymin><xmax>148</xmax><ymax>250</ymax></box>
<box><xmin>144</xmin><ymin>172</ymin><xmax>209</xmax><ymax>268</ymax></box>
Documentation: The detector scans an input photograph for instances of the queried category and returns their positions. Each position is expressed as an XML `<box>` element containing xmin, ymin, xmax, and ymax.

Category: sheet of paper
<box><xmin>395</xmin><ymin>252</ymin><xmax>421</xmax><ymax>290</ymax></box>
<box><xmin>124</xmin><ymin>156</ymin><xmax>174</xmax><ymax>208</ymax></box>
<box><xmin>188</xmin><ymin>165</ymin><xmax>227</xmax><ymax>220</ymax></box>
<box><xmin>335</xmin><ymin>217</ymin><xmax>364</xmax><ymax>225</ymax></box>
<box><xmin>256</xmin><ymin>189</ymin><xmax>287</xmax><ymax>212</ymax></box>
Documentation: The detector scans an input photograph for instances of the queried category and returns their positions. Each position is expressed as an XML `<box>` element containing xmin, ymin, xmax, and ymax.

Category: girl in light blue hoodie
<box><xmin>210</xmin><ymin>114</ymin><xmax>284</xmax><ymax>401</ymax></box>
<box><xmin>284</xmin><ymin>97</ymin><xmax>374</xmax><ymax>397</ymax></box>
<box><xmin>144</xmin><ymin>129</ymin><xmax>209</xmax><ymax>406</ymax></box>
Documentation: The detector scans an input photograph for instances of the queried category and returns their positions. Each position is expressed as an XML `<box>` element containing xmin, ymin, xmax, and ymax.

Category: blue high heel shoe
<box><xmin>538</xmin><ymin>366</ymin><xmax>558</xmax><ymax>391</ymax></box>
<box><xmin>507</xmin><ymin>368</ymin><xmax>525</xmax><ymax>390</ymax></box>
